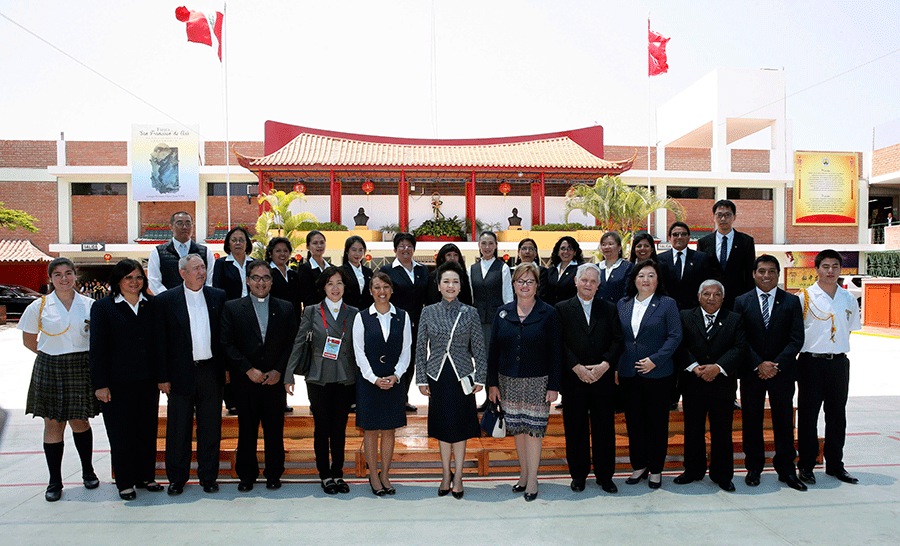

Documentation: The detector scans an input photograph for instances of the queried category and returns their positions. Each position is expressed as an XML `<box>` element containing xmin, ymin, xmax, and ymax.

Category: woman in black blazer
<box><xmin>89</xmin><ymin>259</ymin><xmax>161</xmax><ymax>500</ymax></box>
<box><xmin>597</xmin><ymin>231</ymin><xmax>634</xmax><ymax>305</ymax></box>
<box><xmin>427</xmin><ymin>243</ymin><xmax>472</xmax><ymax>305</ymax></box>
<box><xmin>540</xmin><ymin>236</ymin><xmax>582</xmax><ymax>305</ymax></box>
<box><xmin>297</xmin><ymin>230</ymin><xmax>332</xmax><ymax>309</ymax></box>
<box><xmin>629</xmin><ymin>232</ymin><xmax>659</xmax><ymax>264</ymax></box>
<box><xmin>341</xmin><ymin>235</ymin><xmax>374</xmax><ymax>311</ymax></box>
<box><xmin>267</xmin><ymin>236</ymin><xmax>299</xmax><ymax>310</ymax></box>
<box><xmin>212</xmin><ymin>226</ymin><xmax>252</xmax><ymax>301</ymax></box>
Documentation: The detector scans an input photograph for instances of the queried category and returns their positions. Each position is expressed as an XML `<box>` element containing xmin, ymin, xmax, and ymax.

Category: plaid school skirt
<box><xmin>498</xmin><ymin>374</ymin><xmax>550</xmax><ymax>438</ymax></box>
<box><xmin>26</xmin><ymin>351</ymin><xmax>100</xmax><ymax>421</ymax></box>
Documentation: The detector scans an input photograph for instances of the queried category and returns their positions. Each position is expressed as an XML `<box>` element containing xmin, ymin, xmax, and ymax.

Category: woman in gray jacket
<box><xmin>416</xmin><ymin>261</ymin><xmax>487</xmax><ymax>499</ymax></box>
<box><xmin>286</xmin><ymin>266</ymin><xmax>358</xmax><ymax>495</ymax></box>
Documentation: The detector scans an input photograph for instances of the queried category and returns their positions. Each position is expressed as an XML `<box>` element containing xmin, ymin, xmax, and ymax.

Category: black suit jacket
<box><xmin>341</xmin><ymin>262</ymin><xmax>374</xmax><ymax>311</ymax></box>
<box><xmin>697</xmin><ymin>230</ymin><xmax>756</xmax><ymax>309</ymax></box>
<box><xmin>212</xmin><ymin>256</ymin><xmax>246</xmax><ymax>301</ymax></box>
<box><xmin>677</xmin><ymin>307</ymin><xmax>747</xmax><ymax>398</ymax></box>
<box><xmin>379</xmin><ymin>262</ymin><xmax>429</xmax><ymax>328</ymax></box>
<box><xmin>733</xmin><ymin>288</ymin><xmax>804</xmax><ymax>381</ymax></box>
<box><xmin>89</xmin><ymin>294</ymin><xmax>156</xmax><ymax>388</ymax></box>
<box><xmin>540</xmin><ymin>262</ymin><xmax>580</xmax><ymax>305</ymax></box>
<box><xmin>556</xmin><ymin>296</ymin><xmax>622</xmax><ymax>378</ymax></box>
<box><xmin>297</xmin><ymin>260</ymin><xmax>331</xmax><ymax>309</ymax></box>
<box><xmin>155</xmin><ymin>285</ymin><xmax>228</xmax><ymax>395</ymax></box>
<box><xmin>220</xmin><ymin>295</ymin><xmax>298</xmax><ymax>378</ymax></box>
<box><xmin>270</xmin><ymin>265</ymin><xmax>300</xmax><ymax>318</ymax></box>
<box><xmin>658</xmin><ymin>248</ymin><xmax>714</xmax><ymax>310</ymax></box>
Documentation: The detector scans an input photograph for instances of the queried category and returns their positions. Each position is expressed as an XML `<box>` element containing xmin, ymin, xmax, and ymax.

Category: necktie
<box><xmin>675</xmin><ymin>251</ymin><xmax>683</xmax><ymax>280</ymax></box>
<box><xmin>706</xmin><ymin>314</ymin><xmax>715</xmax><ymax>333</ymax></box>
<box><xmin>719</xmin><ymin>235</ymin><xmax>728</xmax><ymax>266</ymax></box>
<box><xmin>178</xmin><ymin>243</ymin><xmax>187</xmax><ymax>257</ymax></box>
<box><xmin>761</xmin><ymin>293</ymin><xmax>770</xmax><ymax>328</ymax></box>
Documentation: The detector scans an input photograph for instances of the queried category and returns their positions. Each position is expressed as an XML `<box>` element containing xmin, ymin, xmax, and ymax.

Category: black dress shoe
<box><xmin>570</xmin><ymin>479</ymin><xmax>585</xmax><ymax>492</ymax></box>
<box><xmin>237</xmin><ymin>481</ymin><xmax>254</xmax><ymax>492</ymax></box>
<box><xmin>136</xmin><ymin>481</ymin><xmax>164</xmax><ymax>492</ymax></box>
<box><xmin>597</xmin><ymin>478</ymin><xmax>618</xmax><ymax>493</ymax></box>
<box><xmin>451</xmin><ymin>488</ymin><xmax>464</xmax><ymax>499</ymax></box>
<box><xmin>716</xmin><ymin>480</ymin><xmax>736</xmax><ymax>492</ymax></box>
<box><xmin>167</xmin><ymin>483</ymin><xmax>184</xmax><ymax>495</ymax></box>
<box><xmin>625</xmin><ymin>468</ymin><xmax>649</xmax><ymax>485</ymax></box>
<box><xmin>200</xmin><ymin>480</ymin><xmax>219</xmax><ymax>493</ymax></box>
<box><xmin>512</xmin><ymin>483</ymin><xmax>526</xmax><ymax>493</ymax></box>
<box><xmin>745</xmin><ymin>471</ymin><xmax>761</xmax><ymax>487</ymax></box>
<box><xmin>798</xmin><ymin>469</ymin><xmax>816</xmax><ymax>484</ymax></box>
<box><xmin>266</xmin><ymin>480</ymin><xmax>282</xmax><ymax>490</ymax></box>
<box><xmin>673</xmin><ymin>473</ymin><xmax>702</xmax><ymax>485</ymax></box>
<box><xmin>227</xmin><ymin>407</ymin><xmax>239</xmax><ymax>416</ymax></box>
<box><xmin>321</xmin><ymin>478</ymin><xmax>338</xmax><ymax>495</ymax></box>
<box><xmin>45</xmin><ymin>483</ymin><xmax>63</xmax><ymax>502</ymax></box>
<box><xmin>83</xmin><ymin>473</ymin><xmax>100</xmax><ymax>490</ymax></box>
<box><xmin>369</xmin><ymin>479</ymin><xmax>386</xmax><ymax>497</ymax></box>
<box><xmin>648</xmin><ymin>475</ymin><xmax>661</xmax><ymax>490</ymax></box>
<box><xmin>405</xmin><ymin>403</ymin><xmax>418</xmax><ymax>412</ymax></box>
<box><xmin>335</xmin><ymin>478</ymin><xmax>350</xmax><ymax>494</ymax></box>
<box><xmin>779</xmin><ymin>474</ymin><xmax>808</xmax><ymax>491</ymax></box>
<box><xmin>524</xmin><ymin>491</ymin><xmax>538</xmax><ymax>502</ymax></box>
<box><xmin>826</xmin><ymin>469</ymin><xmax>859</xmax><ymax>484</ymax></box>
<box><xmin>284</xmin><ymin>405</ymin><xmax>293</xmax><ymax>413</ymax></box>
<box><xmin>119</xmin><ymin>488</ymin><xmax>137</xmax><ymax>500</ymax></box>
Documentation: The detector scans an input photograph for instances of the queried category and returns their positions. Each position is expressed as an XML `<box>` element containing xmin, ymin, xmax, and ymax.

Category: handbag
<box><xmin>298</xmin><ymin>329</ymin><xmax>314</xmax><ymax>376</ymax></box>
<box><xmin>480</xmin><ymin>401</ymin><xmax>507</xmax><ymax>438</ymax></box>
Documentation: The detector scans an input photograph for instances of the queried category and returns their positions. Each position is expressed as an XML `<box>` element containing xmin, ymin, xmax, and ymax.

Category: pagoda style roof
<box><xmin>235</xmin><ymin>123</ymin><xmax>635</xmax><ymax>173</ymax></box>
<box><xmin>0</xmin><ymin>239</ymin><xmax>52</xmax><ymax>262</ymax></box>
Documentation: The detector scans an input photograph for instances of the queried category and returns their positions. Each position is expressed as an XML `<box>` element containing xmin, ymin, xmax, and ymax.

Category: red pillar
<box><xmin>466</xmin><ymin>172</ymin><xmax>477</xmax><ymax>241</ymax></box>
<box><xmin>329</xmin><ymin>170</ymin><xmax>341</xmax><ymax>224</ymax></box>
<box><xmin>531</xmin><ymin>173</ymin><xmax>546</xmax><ymax>226</ymax></box>
<box><xmin>399</xmin><ymin>170</ymin><xmax>409</xmax><ymax>232</ymax></box>
<box><xmin>257</xmin><ymin>173</ymin><xmax>270</xmax><ymax>215</ymax></box>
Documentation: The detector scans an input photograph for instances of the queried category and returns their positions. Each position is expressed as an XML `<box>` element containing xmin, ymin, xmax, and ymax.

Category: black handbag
<box><xmin>479</xmin><ymin>401</ymin><xmax>507</xmax><ymax>438</ymax></box>
<box><xmin>298</xmin><ymin>329</ymin><xmax>314</xmax><ymax>376</ymax></box>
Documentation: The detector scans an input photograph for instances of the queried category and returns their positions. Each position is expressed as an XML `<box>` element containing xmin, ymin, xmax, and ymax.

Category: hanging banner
<box><xmin>132</xmin><ymin>124</ymin><xmax>200</xmax><ymax>201</ymax></box>
<box><xmin>793</xmin><ymin>152</ymin><xmax>858</xmax><ymax>225</ymax></box>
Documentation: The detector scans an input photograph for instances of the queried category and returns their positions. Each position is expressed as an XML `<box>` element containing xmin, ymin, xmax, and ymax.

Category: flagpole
<box><xmin>222</xmin><ymin>1</ymin><xmax>232</xmax><ymax>230</ymax></box>
<box><xmin>647</xmin><ymin>16</ymin><xmax>653</xmax><ymax>237</ymax></box>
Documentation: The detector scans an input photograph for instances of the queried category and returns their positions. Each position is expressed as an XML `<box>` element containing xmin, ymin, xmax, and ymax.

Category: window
<box><xmin>72</xmin><ymin>183</ymin><xmax>126</xmax><ymax>196</ymax></box>
<box><xmin>727</xmin><ymin>187</ymin><xmax>773</xmax><ymax>201</ymax></box>
<box><xmin>207</xmin><ymin>183</ymin><xmax>250</xmax><ymax>196</ymax></box>
<box><xmin>666</xmin><ymin>186</ymin><xmax>715</xmax><ymax>199</ymax></box>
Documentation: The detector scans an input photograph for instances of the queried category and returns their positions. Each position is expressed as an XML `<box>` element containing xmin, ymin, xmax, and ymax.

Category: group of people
<box><xmin>19</xmin><ymin>201</ymin><xmax>860</xmax><ymax>503</ymax></box>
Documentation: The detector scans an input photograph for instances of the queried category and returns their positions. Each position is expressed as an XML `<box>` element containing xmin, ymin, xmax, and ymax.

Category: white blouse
<box><xmin>352</xmin><ymin>304</ymin><xmax>412</xmax><ymax>385</ymax></box>
<box><xmin>18</xmin><ymin>291</ymin><xmax>93</xmax><ymax>355</ymax></box>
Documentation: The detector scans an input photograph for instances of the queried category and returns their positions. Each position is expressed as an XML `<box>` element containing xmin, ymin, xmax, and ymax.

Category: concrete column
<box><xmin>655</xmin><ymin>182</ymin><xmax>668</xmax><ymax>238</ymax></box>
<box><xmin>127</xmin><ymin>179</ymin><xmax>139</xmax><ymax>243</ymax></box>
<box><xmin>57</xmin><ymin>178</ymin><xmax>71</xmax><ymax>244</ymax></box>
<box><xmin>858</xmin><ymin>177</ymin><xmax>869</xmax><ymax>244</ymax></box>
<box><xmin>711</xmin><ymin>118</ymin><xmax>731</xmax><ymax>173</ymax></box>
<box><xmin>773</xmin><ymin>184</ymin><xmax>786</xmax><ymax>244</ymax></box>
<box><xmin>196</xmin><ymin>177</ymin><xmax>208</xmax><ymax>242</ymax></box>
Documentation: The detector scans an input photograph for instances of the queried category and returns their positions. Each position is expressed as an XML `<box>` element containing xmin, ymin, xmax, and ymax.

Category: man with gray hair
<box><xmin>674</xmin><ymin>279</ymin><xmax>747</xmax><ymax>491</ymax></box>
<box><xmin>155</xmin><ymin>253</ymin><xmax>227</xmax><ymax>495</ymax></box>
<box><xmin>555</xmin><ymin>263</ymin><xmax>623</xmax><ymax>493</ymax></box>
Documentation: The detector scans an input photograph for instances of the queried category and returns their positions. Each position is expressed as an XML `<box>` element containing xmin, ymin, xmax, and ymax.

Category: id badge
<box><xmin>323</xmin><ymin>336</ymin><xmax>342</xmax><ymax>360</ymax></box>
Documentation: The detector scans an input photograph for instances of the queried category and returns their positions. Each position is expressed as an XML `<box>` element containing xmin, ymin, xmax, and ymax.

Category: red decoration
<box><xmin>499</xmin><ymin>182</ymin><xmax>512</xmax><ymax>195</ymax></box>
<box><xmin>649</xmin><ymin>21</ymin><xmax>670</xmax><ymax>76</ymax></box>
<box><xmin>365</xmin><ymin>254</ymin><xmax>372</xmax><ymax>262</ymax></box>
<box><xmin>103</xmin><ymin>253</ymin><xmax>112</xmax><ymax>262</ymax></box>
<box><xmin>293</xmin><ymin>182</ymin><xmax>306</xmax><ymax>194</ymax></box>
<box><xmin>362</xmin><ymin>180</ymin><xmax>375</xmax><ymax>194</ymax></box>
<box><xmin>502</xmin><ymin>253</ymin><xmax>510</xmax><ymax>261</ymax></box>
<box><xmin>214</xmin><ymin>253</ymin><xmax>221</xmax><ymax>260</ymax></box>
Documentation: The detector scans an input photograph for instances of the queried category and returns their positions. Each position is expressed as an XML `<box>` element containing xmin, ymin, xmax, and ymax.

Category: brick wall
<box><xmin>665</xmin><ymin>198</ymin><xmax>772</xmax><ymax>243</ymax></box>
<box><xmin>665</xmin><ymin>148</ymin><xmax>711</xmax><ymax>171</ymax></box>
<box><xmin>731</xmin><ymin>149</ymin><xmax>770</xmax><ymax>173</ymax></box>
<box><xmin>71</xmin><ymin>195</ymin><xmax>128</xmax><ymax>243</ymax></box>
<box><xmin>784</xmin><ymin>188</ymin><xmax>858</xmax><ymax>244</ymax></box>
<box><xmin>66</xmin><ymin>141</ymin><xmax>127</xmax><ymax>166</ymax></box>
<box><xmin>873</xmin><ymin>144</ymin><xmax>900</xmax><ymax>177</ymax></box>
<box><xmin>139</xmin><ymin>202</ymin><xmax>195</xmax><ymax>232</ymax></box>
<box><xmin>604</xmin><ymin>146</ymin><xmax>656</xmax><ymax>170</ymax></box>
<box><xmin>206</xmin><ymin>196</ymin><xmax>259</xmax><ymax>237</ymax></box>
<box><xmin>206</xmin><ymin>141</ymin><xmax>265</xmax><ymax>165</ymax></box>
<box><xmin>0</xmin><ymin>179</ymin><xmax>58</xmax><ymax>254</ymax></box>
<box><xmin>0</xmin><ymin>140</ymin><xmax>56</xmax><ymax>168</ymax></box>
<box><xmin>666</xmin><ymin>199</ymin><xmax>717</xmax><ymax>231</ymax></box>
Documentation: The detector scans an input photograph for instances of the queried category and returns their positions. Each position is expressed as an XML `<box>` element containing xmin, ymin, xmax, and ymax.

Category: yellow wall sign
<box><xmin>793</xmin><ymin>152</ymin><xmax>858</xmax><ymax>226</ymax></box>
<box><xmin>785</xmin><ymin>267</ymin><xmax>858</xmax><ymax>291</ymax></box>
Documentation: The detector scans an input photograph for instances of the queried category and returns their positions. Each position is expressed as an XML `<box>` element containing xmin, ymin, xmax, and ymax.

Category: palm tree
<box><xmin>251</xmin><ymin>189</ymin><xmax>318</xmax><ymax>259</ymax></box>
<box><xmin>564</xmin><ymin>175</ymin><xmax>684</xmax><ymax>255</ymax></box>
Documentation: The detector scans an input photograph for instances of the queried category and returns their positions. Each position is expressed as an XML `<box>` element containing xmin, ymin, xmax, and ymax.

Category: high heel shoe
<box><xmin>512</xmin><ymin>483</ymin><xmax>526</xmax><ymax>493</ymax></box>
<box><xmin>648</xmin><ymin>473</ymin><xmax>662</xmax><ymax>489</ymax></box>
<box><xmin>439</xmin><ymin>472</ymin><xmax>453</xmax><ymax>497</ymax></box>
<box><xmin>625</xmin><ymin>468</ymin><xmax>649</xmax><ymax>485</ymax></box>
<box><xmin>369</xmin><ymin>476</ymin><xmax>386</xmax><ymax>497</ymax></box>
<box><xmin>379</xmin><ymin>471</ymin><xmax>396</xmax><ymax>495</ymax></box>
<box><xmin>451</xmin><ymin>473</ymin><xmax>464</xmax><ymax>499</ymax></box>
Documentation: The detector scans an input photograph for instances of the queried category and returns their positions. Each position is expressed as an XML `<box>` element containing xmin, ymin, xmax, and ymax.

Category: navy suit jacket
<box><xmin>596</xmin><ymin>260</ymin><xmax>634</xmax><ymax>305</ymax></box>
<box><xmin>487</xmin><ymin>299</ymin><xmax>562</xmax><ymax>392</ymax></box>
<box><xmin>154</xmin><ymin>284</ymin><xmax>227</xmax><ymax>395</ymax></box>
<box><xmin>89</xmin><ymin>294</ymin><xmax>156</xmax><ymax>388</ymax></box>
<box><xmin>380</xmin><ymin>263</ymin><xmax>429</xmax><ymax>328</ymax></box>
<box><xmin>616</xmin><ymin>294</ymin><xmax>682</xmax><ymax>379</ymax></box>
<box><xmin>220</xmin><ymin>295</ymin><xmax>298</xmax><ymax>378</ymax></box>
<box><xmin>212</xmin><ymin>257</ymin><xmax>245</xmax><ymax>301</ymax></box>
<box><xmin>677</xmin><ymin>306</ymin><xmax>747</xmax><ymax>398</ymax></box>
<box><xmin>697</xmin><ymin>230</ymin><xmax>756</xmax><ymax>309</ymax></box>
<box><xmin>733</xmin><ymin>288</ymin><xmax>804</xmax><ymax>381</ymax></box>
<box><xmin>658</xmin><ymin>248</ymin><xmax>714</xmax><ymax>310</ymax></box>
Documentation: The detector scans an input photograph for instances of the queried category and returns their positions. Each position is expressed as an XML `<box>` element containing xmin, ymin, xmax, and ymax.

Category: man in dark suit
<box><xmin>674</xmin><ymin>279</ymin><xmax>747</xmax><ymax>491</ymax></box>
<box><xmin>221</xmin><ymin>260</ymin><xmax>298</xmax><ymax>491</ymax></box>
<box><xmin>734</xmin><ymin>255</ymin><xmax>806</xmax><ymax>491</ymax></box>
<box><xmin>696</xmin><ymin>199</ymin><xmax>756</xmax><ymax>310</ymax></box>
<box><xmin>147</xmin><ymin>211</ymin><xmax>215</xmax><ymax>295</ymax></box>
<box><xmin>155</xmin><ymin>254</ymin><xmax>227</xmax><ymax>495</ymax></box>
<box><xmin>379</xmin><ymin>232</ymin><xmax>428</xmax><ymax>411</ymax></box>
<box><xmin>556</xmin><ymin>264</ymin><xmax>623</xmax><ymax>494</ymax></box>
<box><xmin>658</xmin><ymin>222</ymin><xmax>713</xmax><ymax>311</ymax></box>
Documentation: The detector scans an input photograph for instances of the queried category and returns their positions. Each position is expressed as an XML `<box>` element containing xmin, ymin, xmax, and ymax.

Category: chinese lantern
<box><xmin>293</xmin><ymin>182</ymin><xmax>306</xmax><ymax>194</ymax></box>
<box><xmin>362</xmin><ymin>180</ymin><xmax>375</xmax><ymax>194</ymax></box>
<box><xmin>103</xmin><ymin>253</ymin><xmax>112</xmax><ymax>262</ymax></box>
<box><xmin>214</xmin><ymin>253</ymin><xmax>221</xmax><ymax>260</ymax></box>
<box><xmin>499</xmin><ymin>182</ymin><xmax>511</xmax><ymax>195</ymax></box>
<box><xmin>502</xmin><ymin>253</ymin><xmax>510</xmax><ymax>261</ymax></box>
<box><xmin>365</xmin><ymin>254</ymin><xmax>372</xmax><ymax>262</ymax></box>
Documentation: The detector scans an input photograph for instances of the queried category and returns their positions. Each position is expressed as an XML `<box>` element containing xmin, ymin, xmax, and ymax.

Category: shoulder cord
<box><xmin>799</xmin><ymin>288</ymin><xmax>835</xmax><ymax>342</ymax></box>
<box><xmin>38</xmin><ymin>297</ymin><xmax>70</xmax><ymax>337</ymax></box>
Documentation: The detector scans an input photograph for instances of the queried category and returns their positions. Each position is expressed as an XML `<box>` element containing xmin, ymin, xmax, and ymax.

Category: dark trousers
<box><xmin>562</xmin><ymin>370</ymin><xmax>616</xmax><ymax>482</ymax></box>
<box><xmin>234</xmin><ymin>377</ymin><xmax>286</xmax><ymax>483</ymax></box>
<box><xmin>165</xmin><ymin>365</ymin><xmax>223</xmax><ymax>485</ymax></box>
<box><xmin>101</xmin><ymin>380</ymin><xmax>160</xmax><ymax>491</ymax></box>
<box><xmin>797</xmin><ymin>353</ymin><xmax>850</xmax><ymax>473</ymax></box>
<box><xmin>307</xmin><ymin>381</ymin><xmax>354</xmax><ymax>480</ymax></box>
<box><xmin>682</xmin><ymin>374</ymin><xmax>735</xmax><ymax>482</ymax></box>
<box><xmin>620</xmin><ymin>374</ymin><xmax>673</xmax><ymax>474</ymax></box>
<box><xmin>741</xmin><ymin>371</ymin><xmax>796</xmax><ymax>477</ymax></box>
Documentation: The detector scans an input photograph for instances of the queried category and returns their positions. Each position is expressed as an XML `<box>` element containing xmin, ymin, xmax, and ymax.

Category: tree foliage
<box><xmin>251</xmin><ymin>190</ymin><xmax>318</xmax><ymax>259</ymax></box>
<box><xmin>0</xmin><ymin>201</ymin><xmax>38</xmax><ymax>232</ymax></box>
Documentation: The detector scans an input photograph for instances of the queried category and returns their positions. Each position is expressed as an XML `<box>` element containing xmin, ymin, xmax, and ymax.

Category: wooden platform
<box><xmin>149</xmin><ymin>404</ymin><xmax>824</xmax><ymax>479</ymax></box>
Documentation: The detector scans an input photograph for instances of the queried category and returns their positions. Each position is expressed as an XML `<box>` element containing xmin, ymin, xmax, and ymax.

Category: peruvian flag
<box><xmin>175</xmin><ymin>6</ymin><xmax>224</xmax><ymax>61</ymax></box>
<box><xmin>648</xmin><ymin>21</ymin><xmax>670</xmax><ymax>76</ymax></box>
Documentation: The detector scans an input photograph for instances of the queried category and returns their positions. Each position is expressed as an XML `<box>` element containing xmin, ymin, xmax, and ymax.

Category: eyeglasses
<box><xmin>515</xmin><ymin>279</ymin><xmax>537</xmax><ymax>286</ymax></box>
<box><xmin>173</xmin><ymin>221</ymin><xmax>193</xmax><ymax>227</ymax></box>
<box><xmin>670</xmin><ymin>232</ymin><xmax>690</xmax><ymax>238</ymax></box>
<box><xmin>230</xmin><ymin>238</ymin><xmax>246</xmax><ymax>244</ymax></box>
<box><xmin>123</xmin><ymin>274</ymin><xmax>144</xmax><ymax>281</ymax></box>
<box><xmin>397</xmin><ymin>244</ymin><xmax>415</xmax><ymax>251</ymax></box>
<box><xmin>520</xmin><ymin>246</ymin><xmax>537</xmax><ymax>252</ymax></box>
<box><xmin>249</xmin><ymin>275</ymin><xmax>273</xmax><ymax>282</ymax></box>
<box><xmin>558</xmin><ymin>246</ymin><xmax>573</xmax><ymax>252</ymax></box>
<box><xmin>714</xmin><ymin>212</ymin><xmax>734</xmax><ymax>220</ymax></box>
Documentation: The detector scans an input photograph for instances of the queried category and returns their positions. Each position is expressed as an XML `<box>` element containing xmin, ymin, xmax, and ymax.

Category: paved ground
<box><xmin>1</xmin><ymin>323</ymin><xmax>898</xmax><ymax>545</ymax></box>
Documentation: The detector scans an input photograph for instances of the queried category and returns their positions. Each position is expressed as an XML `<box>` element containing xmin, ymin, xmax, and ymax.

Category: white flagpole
<box><xmin>222</xmin><ymin>2</ymin><xmax>232</xmax><ymax>230</ymax></box>
<box><xmin>647</xmin><ymin>16</ymin><xmax>653</xmax><ymax>236</ymax></box>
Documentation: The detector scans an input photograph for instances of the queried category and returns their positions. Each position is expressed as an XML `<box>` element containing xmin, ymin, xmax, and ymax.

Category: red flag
<box><xmin>648</xmin><ymin>21</ymin><xmax>670</xmax><ymax>76</ymax></box>
<box><xmin>175</xmin><ymin>6</ymin><xmax>224</xmax><ymax>61</ymax></box>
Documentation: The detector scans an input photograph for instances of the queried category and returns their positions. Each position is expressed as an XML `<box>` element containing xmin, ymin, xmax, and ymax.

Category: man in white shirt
<box><xmin>797</xmin><ymin>249</ymin><xmax>861</xmax><ymax>485</ymax></box>
<box><xmin>147</xmin><ymin>211</ymin><xmax>215</xmax><ymax>295</ymax></box>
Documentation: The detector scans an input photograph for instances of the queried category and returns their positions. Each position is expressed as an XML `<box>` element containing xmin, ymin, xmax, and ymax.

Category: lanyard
<box><xmin>320</xmin><ymin>302</ymin><xmax>347</xmax><ymax>338</ymax></box>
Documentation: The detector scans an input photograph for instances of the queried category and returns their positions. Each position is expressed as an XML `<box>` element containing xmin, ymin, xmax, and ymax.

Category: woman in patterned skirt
<box><xmin>487</xmin><ymin>262</ymin><xmax>562</xmax><ymax>501</ymax></box>
<box><xmin>416</xmin><ymin>261</ymin><xmax>486</xmax><ymax>499</ymax></box>
<box><xmin>18</xmin><ymin>257</ymin><xmax>100</xmax><ymax>502</ymax></box>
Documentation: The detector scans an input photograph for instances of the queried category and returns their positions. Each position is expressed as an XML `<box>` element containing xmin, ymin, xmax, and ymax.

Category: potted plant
<box><xmin>412</xmin><ymin>216</ymin><xmax>466</xmax><ymax>242</ymax></box>
<box><xmin>379</xmin><ymin>223</ymin><xmax>401</xmax><ymax>242</ymax></box>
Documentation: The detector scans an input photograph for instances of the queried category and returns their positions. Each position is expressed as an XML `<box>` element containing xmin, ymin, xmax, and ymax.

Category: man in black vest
<box><xmin>148</xmin><ymin>211</ymin><xmax>215</xmax><ymax>295</ymax></box>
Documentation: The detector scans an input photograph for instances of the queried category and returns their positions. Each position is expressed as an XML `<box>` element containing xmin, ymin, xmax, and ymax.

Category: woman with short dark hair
<box><xmin>341</xmin><ymin>235</ymin><xmax>374</xmax><ymax>311</ymax></box>
<box><xmin>541</xmin><ymin>236</ymin><xmax>583</xmax><ymax>305</ymax></box>
<box><xmin>212</xmin><ymin>225</ymin><xmax>253</xmax><ymax>300</ymax></box>
<box><xmin>297</xmin><ymin>230</ymin><xmax>331</xmax><ymax>309</ymax></box>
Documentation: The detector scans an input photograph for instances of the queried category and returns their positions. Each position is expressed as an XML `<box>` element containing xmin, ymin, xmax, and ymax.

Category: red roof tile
<box><xmin>0</xmin><ymin>240</ymin><xmax>53</xmax><ymax>262</ymax></box>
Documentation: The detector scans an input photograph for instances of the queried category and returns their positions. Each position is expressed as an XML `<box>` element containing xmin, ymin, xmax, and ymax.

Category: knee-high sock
<box><xmin>72</xmin><ymin>429</ymin><xmax>95</xmax><ymax>478</ymax></box>
<box><xmin>44</xmin><ymin>442</ymin><xmax>64</xmax><ymax>485</ymax></box>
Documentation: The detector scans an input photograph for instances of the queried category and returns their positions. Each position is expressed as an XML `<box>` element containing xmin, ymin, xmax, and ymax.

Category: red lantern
<box><xmin>499</xmin><ymin>182</ymin><xmax>512</xmax><ymax>195</ymax></box>
<box><xmin>214</xmin><ymin>253</ymin><xmax>221</xmax><ymax>260</ymax></box>
<box><xmin>365</xmin><ymin>254</ymin><xmax>372</xmax><ymax>262</ymax></box>
<box><xmin>103</xmin><ymin>253</ymin><xmax>112</xmax><ymax>262</ymax></box>
<box><xmin>362</xmin><ymin>180</ymin><xmax>375</xmax><ymax>194</ymax></box>
<box><xmin>293</xmin><ymin>182</ymin><xmax>306</xmax><ymax>194</ymax></box>
<box><xmin>502</xmin><ymin>253</ymin><xmax>510</xmax><ymax>261</ymax></box>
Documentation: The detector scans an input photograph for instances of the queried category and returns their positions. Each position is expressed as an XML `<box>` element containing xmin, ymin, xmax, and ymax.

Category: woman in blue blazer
<box><xmin>597</xmin><ymin>231</ymin><xmax>634</xmax><ymax>305</ymax></box>
<box><xmin>616</xmin><ymin>259</ymin><xmax>682</xmax><ymax>490</ymax></box>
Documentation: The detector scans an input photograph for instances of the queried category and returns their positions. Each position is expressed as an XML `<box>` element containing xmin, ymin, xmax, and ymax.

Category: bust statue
<box><xmin>354</xmin><ymin>207</ymin><xmax>369</xmax><ymax>227</ymax></box>
<box><xmin>508</xmin><ymin>207</ymin><xmax>522</xmax><ymax>228</ymax></box>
